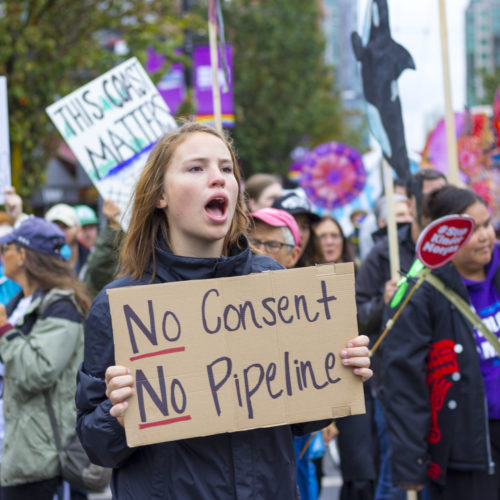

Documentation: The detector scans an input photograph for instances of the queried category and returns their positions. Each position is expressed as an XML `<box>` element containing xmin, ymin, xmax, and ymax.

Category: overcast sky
<box><xmin>357</xmin><ymin>0</ymin><xmax>470</xmax><ymax>155</ymax></box>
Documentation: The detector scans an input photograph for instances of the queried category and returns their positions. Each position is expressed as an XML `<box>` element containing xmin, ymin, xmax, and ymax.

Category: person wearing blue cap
<box><xmin>0</xmin><ymin>217</ymin><xmax>90</xmax><ymax>498</ymax></box>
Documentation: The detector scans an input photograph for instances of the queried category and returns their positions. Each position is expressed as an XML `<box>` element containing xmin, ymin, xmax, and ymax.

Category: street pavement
<box><xmin>319</xmin><ymin>440</ymin><xmax>342</xmax><ymax>500</ymax></box>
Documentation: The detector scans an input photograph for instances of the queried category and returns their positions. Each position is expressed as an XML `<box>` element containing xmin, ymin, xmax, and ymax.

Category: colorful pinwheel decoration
<box><xmin>293</xmin><ymin>142</ymin><xmax>367</xmax><ymax>211</ymax></box>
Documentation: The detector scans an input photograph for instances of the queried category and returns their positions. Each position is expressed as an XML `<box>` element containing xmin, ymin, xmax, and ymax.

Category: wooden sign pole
<box><xmin>208</xmin><ymin>16</ymin><xmax>223</xmax><ymax>134</ymax></box>
<box><xmin>407</xmin><ymin>490</ymin><xmax>418</xmax><ymax>500</ymax></box>
<box><xmin>438</xmin><ymin>0</ymin><xmax>459</xmax><ymax>185</ymax></box>
<box><xmin>383</xmin><ymin>160</ymin><xmax>400</xmax><ymax>282</ymax></box>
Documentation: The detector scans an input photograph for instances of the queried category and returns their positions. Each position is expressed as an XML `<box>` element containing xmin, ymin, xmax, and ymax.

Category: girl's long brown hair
<box><xmin>119</xmin><ymin>122</ymin><xmax>249</xmax><ymax>281</ymax></box>
<box><xmin>23</xmin><ymin>248</ymin><xmax>91</xmax><ymax>315</ymax></box>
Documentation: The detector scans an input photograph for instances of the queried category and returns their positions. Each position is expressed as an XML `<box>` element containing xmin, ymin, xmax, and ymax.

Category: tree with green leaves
<box><xmin>0</xmin><ymin>0</ymin><xmax>201</xmax><ymax>200</ymax></box>
<box><xmin>223</xmin><ymin>0</ymin><xmax>363</xmax><ymax>178</ymax></box>
<box><xmin>480</xmin><ymin>67</ymin><xmax>500</xmax><ymax>106</ymax></box>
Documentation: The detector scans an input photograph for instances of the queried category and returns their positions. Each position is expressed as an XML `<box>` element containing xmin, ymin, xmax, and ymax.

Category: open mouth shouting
<box><xmin>205</xmin><ymin>194</ymin><xmax>229</xmax><ymax>223</ymax></box>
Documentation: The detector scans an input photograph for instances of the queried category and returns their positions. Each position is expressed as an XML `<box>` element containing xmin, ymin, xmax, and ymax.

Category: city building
<box><xmin>321</xmin><ymin>0</ymin><xmax>366</xmax><ymax>138</ymax></box>
<box><xmin>466</xmin><ymin>0</ymin><xmax>500</xmax><ymax>105</ymax></box>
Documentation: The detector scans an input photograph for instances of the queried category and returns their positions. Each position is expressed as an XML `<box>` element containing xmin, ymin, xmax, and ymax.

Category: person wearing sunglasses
<box><xmin>248</xmin><ymin>208</ymin><xmax>302</xmax><ymax>269</ymax></box>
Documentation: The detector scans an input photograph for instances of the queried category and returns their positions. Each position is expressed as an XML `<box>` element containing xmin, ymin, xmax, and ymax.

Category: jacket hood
<box><xmin>151</xmin><ymin>236</ymin><xmax>254</xmax><ymax>283</ymax></box>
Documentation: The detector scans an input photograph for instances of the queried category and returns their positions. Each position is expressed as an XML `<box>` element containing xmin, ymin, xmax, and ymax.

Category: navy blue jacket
<box><xmin>76</xmin><ymin>238</ymin><xmax>331</xmax><ymax>499</ymax></box>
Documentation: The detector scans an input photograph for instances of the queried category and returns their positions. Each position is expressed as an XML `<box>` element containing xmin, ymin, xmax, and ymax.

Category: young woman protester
<box><xmin>0</xmin><ymin>217</ymin><xmax>90</xmax><ymax>499</ymax></box>
<box><xmin>380</xmin><ymin>185</ymin><xmax>500</xmax><ymax>499</ymax></box>
<box><xmin>76</xmin><ymin>122</ymin><xmax>372</xmax><ymax>499</ymax></box>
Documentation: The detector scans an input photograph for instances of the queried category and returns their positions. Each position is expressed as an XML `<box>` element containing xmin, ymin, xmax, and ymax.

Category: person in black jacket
<box><xmin>355</xmin><ymin>169</ymin><xmax>446</xmax><ymax>500</ymax></box>
<box><xmin>356</xmin><ymin>169</ymin><xmax>447</xmax><ymax>343</ymax></box>
<box><xmin>76</xmin><ymin>122</ymin><xmax>372</xmax><ymax>499</ymax></box>
<box><xmin>380</xmin><ymin>185</ymin><xmax>500</xmax><ymax>499</ymax></box>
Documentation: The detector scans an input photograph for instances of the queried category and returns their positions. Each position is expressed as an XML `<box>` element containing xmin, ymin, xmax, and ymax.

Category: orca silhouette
<box><xmin>352</xmin><ymin>0</ymin><xmax>415</xmax><ymax>182</ymax></box>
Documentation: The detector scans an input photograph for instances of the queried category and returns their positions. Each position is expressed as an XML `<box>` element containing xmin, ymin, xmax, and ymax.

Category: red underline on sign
<box><xmin>129</xmin><ymin>346</ymin><xmax>185</xmax><ymax>362</ymax></box>
<box><xmin>139</xmin><ymin>415</ymin><xmax>192</xmax><ymax>430</ymax></box>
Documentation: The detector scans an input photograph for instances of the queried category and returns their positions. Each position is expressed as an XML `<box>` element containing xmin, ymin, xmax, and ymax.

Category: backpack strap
<box><xmin>38</xmin><ymin>288</ymin><xmax>81</xmax><ymax>317</ymax></box>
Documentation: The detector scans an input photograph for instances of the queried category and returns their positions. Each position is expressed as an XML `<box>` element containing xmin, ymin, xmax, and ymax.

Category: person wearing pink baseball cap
<box><xmin>248</xmin><ymin>208</ymin><xmax>301</xmax><ymax>269</ymax></box>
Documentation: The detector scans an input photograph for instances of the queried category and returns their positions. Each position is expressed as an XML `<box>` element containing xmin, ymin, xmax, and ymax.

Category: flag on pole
<box><xmin>208</xmin><ymin>0</ymin><xmax>230</xmax><ymax>92</ymax></box>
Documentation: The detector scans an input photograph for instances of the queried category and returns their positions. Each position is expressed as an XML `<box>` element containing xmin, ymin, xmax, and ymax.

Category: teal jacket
<box><xmin>1</xmin><ymin>288</ymin><xmax>84</xmax><ymax>486</ymax></box>
<box><xmin>0</xmin><ymin>263</ymin><xmax>21</xmax><ymax>306</ymax></box>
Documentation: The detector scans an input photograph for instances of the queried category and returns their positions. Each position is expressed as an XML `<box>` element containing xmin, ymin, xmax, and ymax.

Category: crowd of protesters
<box><xmin>0</xmin><ymin>121</ymin><xmax>498</xmax><ymax>500</ymax></box>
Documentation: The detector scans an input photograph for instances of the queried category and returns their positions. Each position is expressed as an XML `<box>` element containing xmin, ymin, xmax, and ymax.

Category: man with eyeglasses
<box><xmin>248</xmin><ymin>208</ymin><xmax>301</xmax><ymax>269</ymax></box>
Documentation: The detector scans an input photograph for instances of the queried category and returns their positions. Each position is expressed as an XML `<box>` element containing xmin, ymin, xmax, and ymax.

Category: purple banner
<box><xmin>194</xmin><ymin>45</ymin><xmax>234</xmax><ymax>127</ymax></box>
<box><xmin>146</xmin><ymin>48</ymin><xmax>185</xmax><ymax>115</ymax></box>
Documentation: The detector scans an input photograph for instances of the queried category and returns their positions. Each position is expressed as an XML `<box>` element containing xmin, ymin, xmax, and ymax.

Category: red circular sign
<box><xmin>416</xmin><ymin>215</ymin><xmax>475</xmax><ymax>269</ymax></box>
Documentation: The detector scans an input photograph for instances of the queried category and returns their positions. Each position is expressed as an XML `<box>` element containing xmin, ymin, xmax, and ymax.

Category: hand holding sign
<box><xmin>106</xmin><ymin>366</ymin><xmax>134</xmax><ymax>427</ymax></box>
<box><xmin>340</xmin><ymin>335</ymin><xmax>371</xmax><ymax>381</ymax></box>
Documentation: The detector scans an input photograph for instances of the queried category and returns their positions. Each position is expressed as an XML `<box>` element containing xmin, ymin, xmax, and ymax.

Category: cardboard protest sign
<box><xmin>46</xmin><ymin>57</ymin><xmax>177</xmax><ymax>225</ymax></box>
<box><xmin>0</xmin><ymin>77</ymin><xmax>10</xmax><ymax>204</ymax></box>
<box><xmin>107</xmin><ymin>263</ymin><xmax>364</xmax><ymax>447</ymax></box>
<box><xmin>416</xmin><ymin>215</ymin><xmax>475</xmax><ymax>269</ymax></box>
